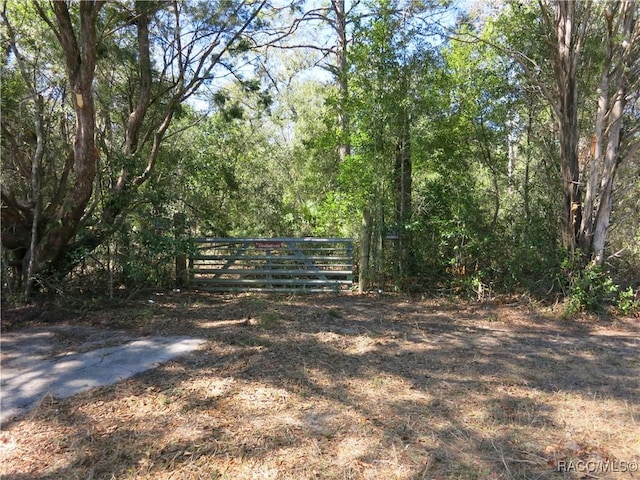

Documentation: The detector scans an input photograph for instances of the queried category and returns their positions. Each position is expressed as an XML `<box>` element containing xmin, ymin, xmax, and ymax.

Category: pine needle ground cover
<box><xmin>1</xmin><ymin>294</ymin><xmax>638</xmax><ymax>479</ymax></box>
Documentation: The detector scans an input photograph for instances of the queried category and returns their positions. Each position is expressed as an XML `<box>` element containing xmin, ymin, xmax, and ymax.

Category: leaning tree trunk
<box><xmin>579</xmin><ymin>0</ymin><xmax>637</xmax><ymax>264</ymax></box>
<box><xmin>591</xmin><ymin>84</ymin><xmax>626</xmax><ymax>264</ymax></box>
<box><xmin>579</xmin><ymin>57</ymin><xmax>609</xmax><ymax>253</ymax></box>
<box><xmin>35</xmin><ymin>2</ymin><xmax>102</xmax><ymax>276</ymax></box>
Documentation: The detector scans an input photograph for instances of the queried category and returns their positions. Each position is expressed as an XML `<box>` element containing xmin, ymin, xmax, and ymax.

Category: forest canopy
<box><xmin>1</xmin><ymin>0</ymin><xmax>639</xmax><ymax>311</ymax></box>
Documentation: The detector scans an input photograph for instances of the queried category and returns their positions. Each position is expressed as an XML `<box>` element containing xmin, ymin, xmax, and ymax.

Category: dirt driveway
<box><xmin>1</xmin><ymin>293</ymin><xmax>639</xmax><ymax>479</ymax></box>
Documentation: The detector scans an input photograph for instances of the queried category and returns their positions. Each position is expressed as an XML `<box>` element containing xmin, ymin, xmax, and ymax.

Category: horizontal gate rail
<box><xmin>189</xmin><ymin>237</ymin><xmax>353</xmax><ymax>292</ymax></box>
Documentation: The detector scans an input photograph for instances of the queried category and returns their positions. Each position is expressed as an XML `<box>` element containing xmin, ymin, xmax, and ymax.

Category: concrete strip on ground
<box><xmin>1</xmin><ymin>332</ymin><xmax>205</xmax><ymax>425</ymax></box>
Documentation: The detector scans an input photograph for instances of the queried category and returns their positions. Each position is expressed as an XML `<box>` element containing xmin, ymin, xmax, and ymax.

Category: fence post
<box><xmin>358</xmin><ymin>208</ymin><xmax>372</xmax><ymax>294</ymax></box>
<box><xmin>174</xmin><ymin>213</ymin><xmax>188</xmax><ymax>287</ymax></box>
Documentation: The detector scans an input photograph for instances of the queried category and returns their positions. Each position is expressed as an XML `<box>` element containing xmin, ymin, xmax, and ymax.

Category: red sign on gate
<box><xmin>254</xmin><ymin>241</ymin><xmax>282</xmax><ymax>249</ymax></box>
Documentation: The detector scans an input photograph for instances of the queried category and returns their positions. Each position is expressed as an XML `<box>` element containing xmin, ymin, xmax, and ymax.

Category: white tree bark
<box><xmin>588</xmin><ymin>1</ymin><xmax>638</xmax><ymax>263</ymax></box>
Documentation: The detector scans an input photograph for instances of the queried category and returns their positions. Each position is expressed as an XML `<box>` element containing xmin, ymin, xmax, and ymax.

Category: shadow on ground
<box><xmin>1</xmin><ymin>293</ymin><xmax>638</xmax><ymax>479</ymax></box>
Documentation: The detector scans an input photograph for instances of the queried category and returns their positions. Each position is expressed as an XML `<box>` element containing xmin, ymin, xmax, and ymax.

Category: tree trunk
<box><xmin>592</xmin><ymin>84</ymin><xmax>627</xmax><ymax>263</ymax></box>
<box><xmin>2</xmin><ymin>0</ymin><xmax>270</xmax><ymax>288</ymax></box>
<box><xmin>579</xmin><ymin>0</ymin><xmax>637</xmax><ymax>263</ymax></box>
<box><xmin>524</xmin><ymin>100</ymin><xmax>534</xmax><ymax>221</ymax></box>
<box><xmin>579</xmin><ymin>9</ymin><xmax>612</xmax><ymax>252</ymax></box>
<box><xmin>37</xmin><ymin>2</ymin><xmax>102</xmax><ymax>276</ymax></box>
<box><xmin>331</xmin><ymin>0</ymin><xmax>351</xmax><ymax>163</ymax></box>
<box><xmin>394</xmin><ymin>107</ymin><xmax>412</xmax><ymax>279</ymax></box>
<box><xmin>358</xmin><ymin>207</ymin><xmax>372</xmax><ymax>293</ymax></box>
<box><xmin>531</xmin><ymin>1</ymin><xmax>589</xmax><ymax>254</ymax></box>
<box><xmin>553</xmin><ymin>1</ymin><xmax>582</xmax><ymax>253</ymax></box>
<box><xmin>558</xmin><ymin>119</ymin><xmax>581</xmax><ymax>253</ymax></box>
<box><xmin>24</xmin><ymin>95</ymin><xmax>45</xmax><ymax>300</ymax></box>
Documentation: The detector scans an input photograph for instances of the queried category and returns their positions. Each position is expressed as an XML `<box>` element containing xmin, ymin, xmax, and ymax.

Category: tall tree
<box><xmin>347</xmin><ymin>0</ymin><xmax>442</xmax><ymax>289</ymax></box>
<box><xmin>1</xmin><ymin>0</ymin><xmax>271</xmax><ymax>290</ymax></box>
<box><xmin>581</xmin><ymin>1</ymin><xmax>639</xmax><ymax>264</ymax></box>
<box><xmin>480</xmin><ymin>0</ymin><xmax>639</xmax><ymax>263</ymax></box>
<box><xmin>536</xmin><ymin>0</ymin><xmax>590</xmax><ymax>253</ymax></box>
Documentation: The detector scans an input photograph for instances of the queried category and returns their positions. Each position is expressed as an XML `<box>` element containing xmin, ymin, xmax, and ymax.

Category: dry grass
<box><xmin>1</xmin><ymin>293</ymin><xmax>639</xmax><ymax>479</ymax></box>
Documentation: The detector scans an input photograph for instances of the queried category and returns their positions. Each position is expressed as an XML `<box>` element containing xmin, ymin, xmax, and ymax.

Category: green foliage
<box><xmin>616</xmin><ymin>287</ymin><xmax>640</xmax><ymax>316</ymax></box>
<box><xmin>1</xmin><ymin>0</ymin><xmax>280</xmax><ymax>295</ymax></box>
<box><xmin>565</xmin><ymin>263</ymin><xmax>619</xmax><ymax>314</ymax></box>
<box><xmin>113</xmin><ymin>209</ymin><xmax>191</xmax><ymax>289</ymax></box>
<box><xmin>4</xmin><ymin>0</ymin><xmax>637</xmax><ymax>304</ymax></box>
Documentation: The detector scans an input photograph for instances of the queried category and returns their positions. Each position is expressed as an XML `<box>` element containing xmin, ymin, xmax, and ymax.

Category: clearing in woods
<box><xmin>1</xmin><ymin>293</ymin><xmax>639</xmax><ymax>479</ymax></box>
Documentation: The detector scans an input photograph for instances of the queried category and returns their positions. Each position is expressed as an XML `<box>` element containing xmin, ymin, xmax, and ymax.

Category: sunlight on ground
<box><xmin>1</xmin><ymin>296</ymin><xmax>638</xmax><ymax>479</ymax></box>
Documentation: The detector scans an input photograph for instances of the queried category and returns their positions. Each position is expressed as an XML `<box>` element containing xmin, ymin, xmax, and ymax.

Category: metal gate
<box><xmin>189</xmin><ymin>238</ymin><xmax>353</xmax><ymax>292</ymax></box>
